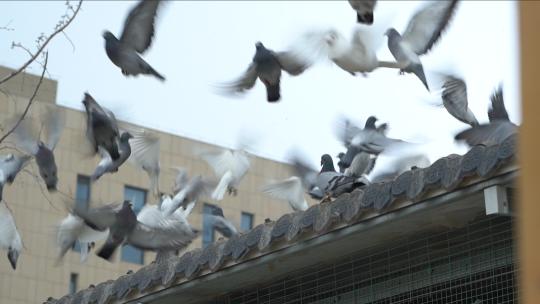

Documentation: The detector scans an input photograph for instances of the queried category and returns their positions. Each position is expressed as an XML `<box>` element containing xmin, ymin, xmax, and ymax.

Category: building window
<box><xmin>73</xmin><ymin>175</ymin><xmax>90</xmax><ymax>252</ymax></box>
<box><xmin>69</xmin><ymin>273</ymin><xmax>78</xmax><ymax>294</ymax></box>
<box><xmin>202</xmin><ymin>204</ymin><xmax>216</xmax><ymax>248</ymax></box>
<box><xmin>241</xmin><ymin>212</ymin><xmax>253</xmax><ymax>232</ymax></box>
<box><xmin>121</xmin><ymin>186</ymin><xmax>147</xmax><ymax>264</ymax></box>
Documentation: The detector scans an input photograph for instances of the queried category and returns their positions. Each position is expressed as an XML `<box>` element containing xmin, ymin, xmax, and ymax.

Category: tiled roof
<box><xmin>44</xmin><ymin>135</ymin><xmax>518</xmax><ymax>304</ymax></box>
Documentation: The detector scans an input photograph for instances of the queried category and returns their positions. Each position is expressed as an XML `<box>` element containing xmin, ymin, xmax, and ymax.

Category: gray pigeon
<box><xmin>56</xmin><ymin>213</ymin><xmax>108</xmax><ymax>263</ymax></box>
<box><xmin>206</xmin><ymin>206</ymin><xmax>238</xmax><ymax>238</ymax></box>
<box><xmin>91</xmin><ymin>132</ymin><xmax>133</xmax><ymax>181</ymax></box>
<box><xmin>0</xmin><ymin>154</ymin><xmax>31</xmax><ymax>200</ymax></box>
<box><xmin>103</xmin><ymin>0</ymin><xmax>165</xmax><ymax>81</ymax></box>
<box><xmin>0</xmin><ymin>201</ymin><xmax>22</xmax><ymax>270</ymax></box>
<box><xmin>385</xmin><ymin>0</ymin><xmax>460</xmax><ymax>90</ymax></box>
<box><xmin>8</xmin><ymin>106</ymin><xmax>65</xmax><ymax>191</ymax></box>
<box><xmin>220</xmin><ymin>42</ymin><xmax>309</xmax><ymax>102</ymax></box>
<box><xmin>82</xmin><ymin>93</ymin><xmax>121</xmax><ymax>161</ymax></box>
<box><xmin>339</xmin><ymin>148</ymin><xmax>377</xmax><ymax>178</ymax></box>
<box><xmin>74</xmin><ymin>200</ymin><xmax>137</xmax><ymax>261</ymax></box>
<box><xmin>455</xmin><ymin>86</ymin><xmax>518</xmax><ymax>146</ymax></box>
<box><xmin>348</xmin><ymin>0</ymin><xmax>377</xmax><ymax>25</ymax></box>
<box><xmin>441</xmin><ymin>75</ymin><xmax>479</xmax><ymax>127</ymax></box>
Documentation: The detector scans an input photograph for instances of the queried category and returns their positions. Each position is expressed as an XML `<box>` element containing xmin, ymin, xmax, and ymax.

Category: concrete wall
<box><xmin>0</xmin><ymin>67</ymin><xmax>310</xmax><ymax>303</ymax></box>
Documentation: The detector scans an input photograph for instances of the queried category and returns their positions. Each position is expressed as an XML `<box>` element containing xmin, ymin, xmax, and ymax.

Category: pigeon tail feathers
<box><xmin>212</xmin><ymin>171</ymin><xmax>234</xmax><ymax>201</ymax></box>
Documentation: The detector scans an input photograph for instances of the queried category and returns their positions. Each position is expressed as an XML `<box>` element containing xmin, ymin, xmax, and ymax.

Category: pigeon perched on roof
<box><xmin>91</xmin><ymin>132</ymin><xmax>133</xmax><ymax>181</ymax></box>
<box><xmin>218</xmin><ymin>41</ymin><xmax>310</xmax><ymax>102</ymax></box>
<box><xmin>385</xmin><ymin>0</ymin><xmax>460</xmax><ymax>90</ymax></box>
<box><xmin>294</xmin><ymin>25</ymin><xmax>403</xmax><ymax>76</ymax></box>
<box><xmin>0</xmin><ymin>201</ymin><xmax>22</xmax><ymax>270</ymax></box>
<box><xmin>198</xmin><ymin>148</ymin><xmax>250</xmax><ymax>201</ymax></box>
<box><xmin>8</xmin><ymin>106</ymin><xmax>65</xmax><ymax>191</ymax></box>
<box><xmin>160</xmin><ymin>175</ymin><xmax>214</xmax><ymax>216</ymax></box>
<box><xmin>74</xmin><ymin>200</ymin><xmax>137</xmax><ymax>261</ymax></box>
<box><xmin>0</xmin><ymin>154</ymin><xmax>31</xmax><ymax>200</ymax></box>
<box><xmin>127</xmin><ymin>128</ymin><xmax>161</xmax><ymax>198</ymax></box>
<box><xmin>292</xmin><ymin>153</ymin><xmax>369</xmax><ymax>200</ymax></box>
<box><xmin>440</xmin><ymin>74</ymin><xmax>479</xmax><ymax>127</ymax></box>
<box><xmin>337</xmin><ymin>148</ymin><xmax>377</xmax><ymax>178</ymax></box>
<box><xmin>205</xmin><ymin>205</ymin><xmax>238</xmax><ymax>238</ymax></box>
<box><xmin>348</xmin><ymin>0</ymin><xmax>377</xmax><ymax>25</ymax></box>
<box><xmin>56</xmin><ymin>213</ymin><xmax>109</xmax><ymax>263</ymax></box>
<box><xmin>103</xmin><ymin>0</ymin><xmax>165</xmax><ymax>81</ymax></box>
<box><xmin>82</xmin><ymin>93</ymin><xmax>121</xmax><ymax>161</ymax></box>
<box><xmin>455</xmin><ymin>86</ymin><xmax>518</xmax><ymax>146</ymax></box>
<box><xmin>261</xmin><ymin>176</ymin><xmax>309</xmax><ymax>212</ymax></box>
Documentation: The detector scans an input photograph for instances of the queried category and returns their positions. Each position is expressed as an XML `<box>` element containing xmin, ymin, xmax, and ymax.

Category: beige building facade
<box><xmin>0</xmin><ymin>66</ymin><xmax>304</xmax><ymax>304</ymax></box>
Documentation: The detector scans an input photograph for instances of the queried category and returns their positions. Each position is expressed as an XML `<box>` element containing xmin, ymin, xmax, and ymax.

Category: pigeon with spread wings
<box><xmin>440</xmin><ymin>74</ymin><xmax>479</xmax><ymax>127</ymax></box>
<box><xmin>82</xmin><ymin>93</ymin><xmax>121</xmax><ymax>161</ymax></box>
<box><xmin>385</xmin><ymin>0</ymin><xmax>460</xmax><ymax>90</ymax></box>
<box><xmin>103</xmin><ymin>0</ymin><xmax>166</xmax><ymax>80</ymax></box>
<box><xmin>56</xmin><ymin>213</ymin><xmax>109</xmax><ymax>263</ymax></box>
<box><xmin>128</xmin><ymin>128</ymin><xmax>161</xmax><ymax>198</ymax></box>
<box><xmin>261</xmin><ymin>176</ymin><xmax>309</xmax><ymax>212</ymax></box>
<box><xmin>0</xmin><ymin>154</ymin><xmax>31</xmax><ymax>201</ymax></box>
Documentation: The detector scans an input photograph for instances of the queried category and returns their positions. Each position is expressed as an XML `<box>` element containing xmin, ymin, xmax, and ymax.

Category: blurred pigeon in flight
<box><xmin>371</xmin><ymin>153</ymin><xmax>430</xmax><ymax>182</ymax></box>
<box><xmin>82</xmin><ymin>93</ymin><xmax>121</xmax><ymax>161</ymax></box>
<box><xmin>385</xmin><ymin>0</ymin><xmax>460</xmax><ymax>90</ymax></box>
<box><xmin>205</xmin><ymin>205</ymin><xmax>238</xmax><ymax>238</ymax></box>
<box><xmin>0</xmin><ymin>154</ymin><xmax>31</xmax><ymax>200</ymax></box>
<box><xmin>455</xmin><ymin>86</ymin><xmax>518</xmax><ymax>146</ymax></box>
<box><xmin>103</xmin><ymin>0</ymin><xmax>165</xmax><ymax>81</ymax></box>
<box><xmin>56</xmin><ymin>213</ymin><xmax>109</xmax><ymax>263</ymax></box>
<box><xmin>292</xmin><ymin>153</ymin><xmax>369</xmax><ymax>200</ymax></box>
<box><xmin>128</xmin><ymin>128</ymin><xmax>161</xmax><ymax>198</ymax></box>
<box><xmin>160</xmin><ymin>174</ymin><xmax>214</xmax><ymax>216</ymax></box>
<box><xmin>171</xmin><ymin>167</ymin><xmax>189</xmax><ymax>195</ymax></box>
<box><xmin>9</xmin><ymin>106</ymin><xmax>65</xmax><ymax>191</ymax></box>
<box><xmin>261</xmin><ymin>176</ymin><xmax>309</xmax><ymax>211</ymax></box>
<box><xmin>219</xmin><ymin>42</ymin><xmax>310</xmax><ymax>102</ymax></box>
<box><xmin>295</xmin><ymin>25</ymin><xmax>403</xmax><ymax>76</ymax></box>
<box><xmin>74</xmin><ymin>200</ymin><xmax>137</xmax><ymax>261</ymax></box>
<box><xmin>348</xmin><ymin>0</ymin><xmax>377</xmax><ymax>25</ymax></box>
<box><xmin>440</xmin><ymin>75</ymin><xmax>479</xmax><ymax>127</ymax></box>
<box><xmin>91</xmin><ymin>132</ymin><xmax>133</xmax><ymax>181</ymax></box>
<box><xmin>0</xmin><ymin>202</ymin><xmax>22</xmax><ymax>270</ymax></box>
<box><xmin>198</xmin><ymin>148</ymin><xmax>250</xmax><ymax>201</ymax></box>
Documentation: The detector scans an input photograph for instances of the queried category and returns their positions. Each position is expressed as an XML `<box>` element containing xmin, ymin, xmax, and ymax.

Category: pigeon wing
<box><xmin>120</xmin><ymin>0</ymin><xmax>162</xmax><ymax>53</ymax></box>
<box><xmin>41</xmin><ymin>106</ymin><xmax>66</xmax><ymax>150</ymax></box>
<box><xmin>129</xmin><ymin>129</ymin><xmax>161</xmax><ymax>197</ymax></box>
<box><xmin>488</xmin><ymin>86</ymin><xmax>510</xmax><ymax>122</ymax></box>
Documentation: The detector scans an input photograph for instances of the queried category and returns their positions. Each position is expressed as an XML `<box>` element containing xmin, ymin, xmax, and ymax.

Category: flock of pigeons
<box><xmin>0</xmin><ymin>0</ymin><xmax>518</xmax><ymax>272</ymax></box>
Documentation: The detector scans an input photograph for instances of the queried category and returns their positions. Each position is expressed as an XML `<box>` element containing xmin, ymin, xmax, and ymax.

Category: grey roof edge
<box><xmin>45</xmin><ymin>135</ymin><xmax>518</xmax><ymax>304</ymax></box>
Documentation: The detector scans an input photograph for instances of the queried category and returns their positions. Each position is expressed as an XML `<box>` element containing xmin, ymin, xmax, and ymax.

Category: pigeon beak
<box><xmin>8</xmin><ymin>249</ymin><xmax>19</xmax><ymax>270</ymax></box>
<box><xmin>47</xmin><ymin>184</ymin><xmax>57</xmax><ymax>191</ymax></box>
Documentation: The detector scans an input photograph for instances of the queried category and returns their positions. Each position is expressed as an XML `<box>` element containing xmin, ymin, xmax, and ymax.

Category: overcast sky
<box><xmin>0</xmin><ymin>1</ymin><xmax>520</xmax><ymax>174</ymax></box>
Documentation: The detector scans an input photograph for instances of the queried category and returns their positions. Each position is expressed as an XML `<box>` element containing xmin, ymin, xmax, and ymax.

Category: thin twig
<box><xmin>0</xmin><ymin>52</ymin><xmax>48</xmax><ymax>145</ymax></box>
<box><xmin>0</xmin><ymin>20</ymin><xmax>14</xmax><ymax>31</ymax></box>
<box><xmin>0</xmin><ymin>0</ymin><xmax>82</xmax><ymax>85</ymax></box>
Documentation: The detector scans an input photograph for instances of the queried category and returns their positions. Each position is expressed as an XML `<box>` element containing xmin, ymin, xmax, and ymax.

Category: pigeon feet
<box><xmin>398</xmin><ymin>69</ymin><xmax>405</xmax><ymax>75</ymax></box>
<box><xmin>227</xmin><ymin>187</ymin><xmax>238</xmax><ymax>196</ymax></box>
<box><xmin>320</xmin><ymin>194</ymin><xmax>333</xmax><ymax>204</ymax></box>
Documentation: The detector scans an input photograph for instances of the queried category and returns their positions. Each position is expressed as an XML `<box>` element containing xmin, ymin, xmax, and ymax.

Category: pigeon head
<box><xmin>102</xmin><ymin>31</ymin><xmax>117</xmax><ymax>41</ymax></box>
<box><xmin>357</xmin><ymin>12</ymin><xmax>374</xmax><ymax>25</ymax></box>
<box><xmin>211</xmin><ymin>206</ymin><xmax>225</xmax><ymax>217</ymax></box>
<box><xmin>384</xmin><ymin>28</ymin><xmax>399</xmax><ymax>37</ymax></box>
<box><xmin>120</xmin><ymin>132</ymin><xmax>133</xmax><ymax>142</ymax></box>
<box><xmin>7</xmin><ymin>247</ymin><xmax>19</xmax><ymax>270</ymax></box>
<box><xmin>336</xmin><ymin>152</ymin><xmax>345</xmax><ymax>160</ymax></box>
<box><xmin>122</xmin><ymin>200</ymin><xmax>133</xmax><ymax>209</ymax></box>
<box><xmin>365</xmin><ymin>116</ymin><xmax>378</xmax><ymax>129</ymax></box>
<box><xmin>255</xmin><ymin>41</ymin><xmax>265</xmax><ymax>49</ymax></box>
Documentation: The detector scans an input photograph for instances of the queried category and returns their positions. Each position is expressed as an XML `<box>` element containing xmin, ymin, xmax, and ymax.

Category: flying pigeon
<box><xmin>127</xmin><ymin>128</ymin><xmax>161</xmax><ymax>198</ymax></box>
<box><xmin>455</xmin><ymin>86</ymin><xmax>518</xmax><ymax>146</ymax></box>
<box><xmin>0</xmin><ymin>202</ymin><xmax>22</xmax><ymax>270</ymax></box>
<box><xmin>348</xmin><ymin>0</ymin><xmax>377</xmax><ymax>25</ymax></box>
<box><xmin>371</xmin><ymin>153</ymin><xmax>430</xmax><ymax>182</ymax></box>
<box><xmin>82</xmin><ymin>93</ymin><xmax>121</xmax><ymax>161</ymax></box>
<box><xmin>103</xmin><ymin>0</ymin><xmax>165</xmax><ymax>81</ymax></box>
<box><xmin>219</xmin><ymin>41</ymin><xmax>309</xmax><ymax>102</ymax></box>
<box><xmin>74</xmin><ymin>200</ymin><xmax>137</xmax><ymax>261</ymax></box>
<box><xmin>338</xmin><ymin>116</ymin><xmax>410</xmax><ymax>155</ymax></box>
<box><xmin>0</xmin><ymin>154</ymin><xmax>31</xmax><ymax>200</ymax></box>
<box><xmin>91</xmin><ymin>132</ymin><xmax>133</xmax><ymax>181</ymax></box>
<box><xmin>261</xmin><ymin>176</ymin><xmax>309</xmax><ymax>211</ymax></box>
<box><xmin>160</xmin><ymin>174</ymin><xmax>214</xmax><ymax>216</ymax></box>
<box><xmin>205</xmin><ymin>205</ymin><xmax>238</xmax><ymax>238</ymax></box>
<box><xmin>8</xmin><ymin>106</ymin><xmax>65</xmax><ymax>191</ymax></box>
<box><xmin>292</xmin><ymin>153</ymin><xmax>369</xmax><ymax>200</ymax></box>
<box><xmin>385</xmin><ymin>0</ymin><xmax>460</xmax><ymax>90</ymax></box>
<box><xmin>171</xmin><ymin>167</ymin><xmax>189</xmax><ymax>195</ymax></box>
<box><xmin>338</xmin><ymin>148</ymin><xmax>377</xmax><ymax>178</ymax></box>
<box><xmin>295</xmin><ymin>26</ymin><xmax>403</xmax><ymax>76</ymax></box>
<box><xmin>130</xmin><ymin>204</ymin><xmax>198</xmax><ymax>254</ymax></box>
<box><xmin>198</xmin><ymin>148</ymin><xmax>250</xmax><ymax>201</ymax></box>
<box><xmin>56</xmin><ymin>213</ymin><xmax>109</xmax><ymax>263</ymax></box>
<box><xmin>440</xmin><ymin>75</ymin><xmax>479</xmax><ymax>127</ymax></box>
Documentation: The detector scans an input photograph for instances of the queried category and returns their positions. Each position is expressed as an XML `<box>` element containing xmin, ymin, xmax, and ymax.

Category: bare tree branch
<box><xmin>0</xmin><ymin>52</ymin><xmax>48</xmax><ymax>145</ymax></box>
<box><xmin>0</xmin><ymin>0</ymin><xmax>82</xmax><ymax>85</ymax></box>
<box><xmin>0</xmin><ymin>20</ymin><xmax>14</xmax><ymax>31</ymax></box>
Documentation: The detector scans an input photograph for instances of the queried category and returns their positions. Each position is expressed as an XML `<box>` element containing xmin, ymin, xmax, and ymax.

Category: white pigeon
<box><xmin>127</xmin><ymin>128</ymin><xmax>161</xmax><ymax>198</ymax></box>
<box><xmin>56</xmin><ymin>213</ymin><xmax>109</xmax><ymax>263</ymax></box>
<box><xmin>0</xmin><ymin>154</ymin><xmax>31</xmax><ymax>200</ymax></box>
<box><xmin>199</xmin><ymin>148</ymin><xmax>250</xmax><ymax>201</ymax></box>
<box><xmin>171</xmin><ymin>167</ymin><xmax>189</xmax><ymax>195</ymax></box>
<box><xmin>160</xmin><ymin>175</ymin><xmax>214</xmax><ymax>216</ymax></box>
<box><xmin>261</xmin><ymin>176</ymin><xmax>309</xmax><ymax>212</ymax></box>
<box><xmin>0</xmin><ymin>202</ymin><xmax>22</xmax><ymax>270</ymax></box>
